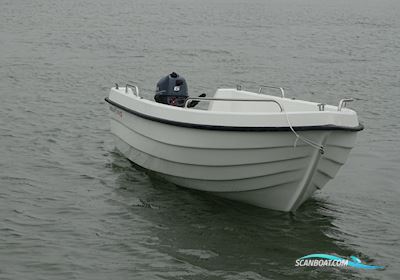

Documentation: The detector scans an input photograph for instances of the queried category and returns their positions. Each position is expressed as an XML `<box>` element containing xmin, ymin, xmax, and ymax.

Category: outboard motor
<box><xmin>155</xmin><ymin>72</ymin><xmax>188</xmax><ymax>107</ymax></box>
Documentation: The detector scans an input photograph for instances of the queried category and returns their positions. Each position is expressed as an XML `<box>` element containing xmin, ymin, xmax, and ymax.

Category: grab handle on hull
<box><xmin>338</xmin><ymin>98</ymin><xmax>354</xmax><ymax>111</ymax></box>
<box><xmin>125</xmin><ymin>83</ymin><xmax>140</xmax><ymax>98</ymax></box>
<box><xmin>184</xmin><ymin>97</ymin><xmax>283</xmax><ymax>112</ymax></box>
<box><xmin>259</xmin><ymin>85</ymin><xmax>285</xmax><ymax>98</ymax></box>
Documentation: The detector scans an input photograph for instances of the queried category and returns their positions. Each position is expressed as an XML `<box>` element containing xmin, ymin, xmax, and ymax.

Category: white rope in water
<box><xmin>280</xmin><ymin>103</ymin><xmax>325</xmax><ymax>154</ymax></box>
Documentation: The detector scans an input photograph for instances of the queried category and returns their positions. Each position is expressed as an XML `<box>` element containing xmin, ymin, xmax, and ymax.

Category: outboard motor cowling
<box><xmin>155</xmin><ymin>72</ymin><xmax>188</xmax><ymax>107</ymax></box>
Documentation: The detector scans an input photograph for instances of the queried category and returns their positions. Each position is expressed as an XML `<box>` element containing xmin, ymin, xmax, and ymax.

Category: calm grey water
<box><xmin>1</xmin><ymin>0</ymin><xmax>399</xmax><ymax>279</ymax></box>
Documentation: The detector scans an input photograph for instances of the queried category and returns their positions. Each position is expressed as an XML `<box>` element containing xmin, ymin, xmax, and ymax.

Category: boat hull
<box><xmin>108</xmin><ymin>103</ymin><xmax>357</xmax><ymax>211</ymax></box>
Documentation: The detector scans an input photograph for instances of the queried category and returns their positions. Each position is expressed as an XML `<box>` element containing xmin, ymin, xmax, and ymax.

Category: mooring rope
<box><xmin>280</xmin><ymin>103</ymin><xmax>325</xmax><ymax>154</ymax></box>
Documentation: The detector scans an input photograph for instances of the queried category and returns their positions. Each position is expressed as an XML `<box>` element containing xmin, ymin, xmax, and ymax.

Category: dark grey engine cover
<box><xmin>154</xmin><ymin>72</ymin><xmax>188</xmax><ymax>107</ymax></box>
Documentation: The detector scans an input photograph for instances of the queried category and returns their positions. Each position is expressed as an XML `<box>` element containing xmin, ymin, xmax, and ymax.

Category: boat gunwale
<box><xmin>105</xmin><ymin>97</ymin><xmax>364</xmax><ymax>132</ymax></box>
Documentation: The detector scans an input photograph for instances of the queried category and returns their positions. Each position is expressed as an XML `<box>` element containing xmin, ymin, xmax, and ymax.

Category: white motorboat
<box><xmin>105</xmin><ymin>73</ymin><xmax>363</xmax><ymax>212</ymax></box>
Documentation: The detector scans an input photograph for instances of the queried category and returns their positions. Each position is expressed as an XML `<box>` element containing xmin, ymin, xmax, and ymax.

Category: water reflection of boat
<box><xmin>105</xmin><ymin>73</ymin><xmax>363</xmax><ymax>211</ymax></box>
<box><xmin>110</xmin><ymin>157</ymin><xmax>361</xmax><ymax>279</ymax></box>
